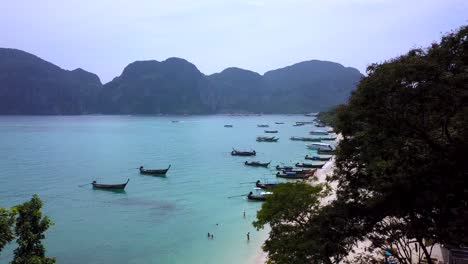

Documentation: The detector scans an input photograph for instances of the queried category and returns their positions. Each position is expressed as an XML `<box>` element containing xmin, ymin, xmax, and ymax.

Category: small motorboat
<box><xmin>245</xmin><ymin>161</ymin><xmax>271</xmax><ymax>167</ymax></box>
<box><xmin>224</xmin><ymin>125</ymin><xmax>233</xmax><ymax>128</ymax></box>
<box><xmin>264</xmin><ymin>130</ymin><xmax>278</xmax><ymax>133</ymax></box>
<box><xmin>257</xmin><ymin>124</ymin><xmax>269</xmax><ymax>128</ymax></box>
<box><xmin>306</xmin><ymin>143</ymin><xmax>333</xmax><ymax>150</ymax></box>
<box><xmin>231</xmin><ymin>149</ymin><xmax>256</xmax><ymax>156</ymax></box>
<box><xmin>247</xmin><ymin>191</ymin><xmax>272</xmax><ymax>201</ymax></box>
<box><xmin>293</xmin><ymin>123</ymin><xmax>305</xmax><ymax>126</ymax></box>
<box><xmin>139</xmin><ymin>165</ymin><xmax>171</xmax><ymax>175</ymax></box>
<box><xmin>305</xmin><ymin>155</ymin><xmax>331</xmax><ymax>161</ymax></box>
<box><xmin>290</xmin><ymin>137</ymin><xmax>321</xmax><ymax>142</ymax></box>
<box><xmin>275</xmin><ymin>122</ymin><xmax>284</xmax><ymax>124</ymax></box>
<box><xmin>256</xmin><ymin>136</ymin><xmax>279</xmax><ymax>142</ymax></box>
<box><xmin>92</xmin><ymin>179</ymin><xmax>129</xmax><ymax>190</ymax></box>
<box><xmin>295</xmin><ymin>162</ymin><xmax>325</xmax><ymax>169</ymax></box>
<box><xmin>309</xmin><ymin>130</ymin><xmax>329</xmax><ymax>135</ymax></box>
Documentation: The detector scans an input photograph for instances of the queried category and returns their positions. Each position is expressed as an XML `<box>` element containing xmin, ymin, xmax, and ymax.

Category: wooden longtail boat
<box><xmin>255</xmin><ymin>180</ymin><xmax>277</xmax><ymax>189</ymax></box>
<box><xmin>309</xmin><ymin>130</ymin><xmax>329</xmax><ymax>135</ymax></box>
<box><xmin>245</xmin><ymin>161</ymin><xmax>271</xmax><ymax>167</ymax></box>
<box><xmin>231</xmin><ymin>149</ymin><xmax>256</xmax><ymax>156</ymax></box>
<box><xmin>256</xmin><ymin>136</ymin><xmax>279</xmax><ymax>142</ymax></box>
<box><xmin>247</xmin><ymin>191</ymin><xmax>271</xmax><ymax>201</ymax></box>
<box><xmin>265</xmin><ymin>130</ymin><xmax>278</xmax><ymax>133</ymax></box>
<box><xmin>224</xmin><ymin>125</ymin><xmax>233</xmax><ymax>128</ymax></box>
<box><xmin>275</xmin><ymin>122</ymin><xmax>284</xmax><ymax>124</ymax></box>
<box><xmin>305</xmin><ymin>155</ymin><xmax>331</xmax><ymax>161</ymax></box>
<box><xmin>290</xmin><ymin>137</ymin><xmax>321</xmax><ymax>142</ymax></box>
<box><xmin>92</xmin><ymin>179</ymin><xmax>129</xmax><ymax>190</ymax></box>
<box><xmin>276</xmin><ymin>172</ymin><xmax>311</xmax><ymax>179</ymax></box>
<box><xmin>318</xmin><ymin>149</ymin><xmax>336</xmax><ymax>155</ymax></box>
<box><xmin>139</xmin><ymin>165</ymin><xmax>171</xmax><ymax>175</ymax></box>
<box><xmin>257</xmin><ymin>124</ymin><xmax>269</xmax><ymax>127</ymax></box>
<box><xmin>282</xmin><ymin>169</ymin><xmax>316</xmax><ymax>174</ymax></box>
<box><xmin>293</xmin><ymin>123</ymin><xmax>305</xmax><ymax>126</ymax></box>
<box><xmin>275</xmin><ymin>165</ymin><xmax>294</xmax><ymax>171</ymax></box>
<box><xmin>295</xmin><ymin>162</ymin><xmax>325</xmax><ymax>169</ymax></box>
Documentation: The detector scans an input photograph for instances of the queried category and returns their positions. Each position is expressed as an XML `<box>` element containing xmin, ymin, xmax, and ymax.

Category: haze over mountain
<box><xmin>0</xmin><ymin>48</ymin><xmax>362</xmax><ymax>114</ymax></box>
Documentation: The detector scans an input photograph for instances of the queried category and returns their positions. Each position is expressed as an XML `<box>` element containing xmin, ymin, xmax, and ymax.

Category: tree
<box><xmin>11</xmin><ymin>194</ymin><xmax>55</xmax><ymax>264</ymax></box>
<box><xmin>331</xmin><ymin>25</ymin><xmax>468</xmax><ymax>263</ymax></box>
<box><xmin>0</xmin><ymin>207</ymin><xmax>15</xmax><ymax>253</ymax></box>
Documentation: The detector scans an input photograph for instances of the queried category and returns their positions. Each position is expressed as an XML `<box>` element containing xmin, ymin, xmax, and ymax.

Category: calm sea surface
<box><xmin>0</xmin><ymin>115</ymin><xmax>333</xmax><ymax>264</ymax></box>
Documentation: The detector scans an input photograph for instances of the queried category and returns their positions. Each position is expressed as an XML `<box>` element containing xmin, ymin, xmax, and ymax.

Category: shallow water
<box><xmin>0</xmin><ymin>115</ymin><xmax>332</xmax><ymax>263</ymax></box>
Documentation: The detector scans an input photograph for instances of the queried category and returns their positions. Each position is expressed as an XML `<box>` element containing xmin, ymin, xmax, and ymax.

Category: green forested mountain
<box><xmin>0</xmin><ymin>48</ymin><xmax>102</xmax><ymax>114</ymax></box>
<box><xmin>0</xmin><ymin>48</ymin><xmax>362</xmax><ymax>114</ymax></box>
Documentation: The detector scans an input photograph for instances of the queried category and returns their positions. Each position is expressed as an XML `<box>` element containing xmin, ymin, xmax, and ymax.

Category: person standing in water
<box><xmin>247</xmin><ymin>232</ymin><xmax>250</xmax><ymax>241</ymax></box>
<box><xmin>243</xmin><ymin>211</ymin><xmax>246</xmax><ymax>218</ymax></box>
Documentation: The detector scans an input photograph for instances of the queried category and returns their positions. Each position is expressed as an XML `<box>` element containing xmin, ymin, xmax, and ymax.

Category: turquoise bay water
<box><xmin>0</xmin><ymin>115</ymin><xmax>331</xmax><ymax>264</ymax></box>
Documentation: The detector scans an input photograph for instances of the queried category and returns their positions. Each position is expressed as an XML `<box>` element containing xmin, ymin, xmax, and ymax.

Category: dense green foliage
<box><xmin>0</xmin><ymin>48</ymin><xmax>362</xmax><ymax>114</ymax></box>
<box><xmin>254</xmin><ymin>25</ymin><xmax>468</xmax><ymax>264</ymax></box>
<box><xmin>11</xmin><ymin>195</ymin><xmax>55</xmax><ymax>264</ymax></box>
<box><xmin>0</xmin><ymin>208</ymin><xmax>15</xmax><ymax>253</ymax></box>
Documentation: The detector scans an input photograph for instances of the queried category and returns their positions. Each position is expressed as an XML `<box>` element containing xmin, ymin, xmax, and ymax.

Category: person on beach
<box><xmin>211</xmin><ymin>234</ymin><xmax>214</xmax><ymax>239</ymax></box>
<box><xmin>243</xmin><ymin>211</ymin><xmax>246</xmax><ymax>218</ymax></box>
<box><xmin>247</xmin><ymin>232</ymin><xmax>250</xmax><ymax>241</ymax></box>
<box><xmin>207</xmin><ymin>232</ymin><xmax>210</xmax><ymax>238</ymax></box>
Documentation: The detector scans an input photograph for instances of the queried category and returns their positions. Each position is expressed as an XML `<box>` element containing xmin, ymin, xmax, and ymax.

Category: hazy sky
<box><xmin>1</xmin><ymin>0</ymin><xmax>466</xmax><ymax>82</ymax></box>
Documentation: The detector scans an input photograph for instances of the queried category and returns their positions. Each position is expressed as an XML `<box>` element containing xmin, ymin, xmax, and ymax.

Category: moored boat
<box><xmin>275</xmin><ymin>122</ymin><xmax>284</xmax><ymax>124</ymax></box>
<box><xmin>305</xmin><ymin>155</ymin><xmax>331</xmax><ymax>161</ymax></box>
<box><xmin>275</xmin><ymin>165</ymin><xmax>294</xmax><ymax>171</ymax></box>
<box><xmin>247</xmin><ymin>191</ymin><xmax>272</xmax><ymax>201</ymax></box>
<box><xmin>255</xmin><ymin>180</ymin><xmax>277</xmax><ymax>189</ymax></box>
<box><xmin>290</xmin><ymin>136</ymin><xmax>321</xmax><ymax>142</ymax></box>
<box><xmin>139</xmin><ymin>165</ymin><xmax>171</xmax><ymax>175</ymax></box>
<box><xmin>276</xmin><ymin>172</ymin><xmax>311</xmax><ymax>179</ymax></box>
<box><xmin>264</xmin><ymin>130</ymin><xmax>278</xmax><ymax>133</ymax></box>
<box><xmin>309</xmin><ymin>130</ymin><xmax>329</xmax><ymax>135</ymax></box>
<box><xmin>231</xmin><ymin>149</ymin><xmax>256</xmax><ymax>156</ymax></box>
<box><xmin>224</xmin><ymin>125</ymin><xmax>233</xmax><ymax>128</ymax></box>
<box><xmin>306</xmin><ymin>142</ymin><xmax>333</xmax><ymax>150</ymax></box>
<box><xmin>257</xmin><ymin>124</ymin><xmax>269</xmax><ymax>127</ymax></box>
<box><xmin>245</xmin><ymin>161</ymin><xmax>271</xmax><ymax>167</ymax></box>
<box><xmin>256</xmin><ymin>136</ymin><xmax>279</xmax><ymax>142</ymax></box>
<box><xmin>92</xmin><ymin>179</ymin><xmax>129</xmax><ymax>190</ymax></box>
<box><xmin>293</xmin><ymin>123</ymin><xmax>305</xmax><ymax>126</ymax></box>
<box><xmin>295</xmin><ymin>162</ymin><xmax>325</xmax><ymax>169</ymax></box>
<box><xmin>318</xmin><ymin>149</ymin><xmax>336</xmax><ymax>155</ymax></box>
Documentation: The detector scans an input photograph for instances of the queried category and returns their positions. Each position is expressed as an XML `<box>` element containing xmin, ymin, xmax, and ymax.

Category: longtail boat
<box><xmin>276</xmin><ymin>172</ymin><xmax>311</xmax><ymax>179</ymax></box>
<box><xmin>293</xmin><ymin>123</ymin><xmax>305</xmax><ymax>126</ymax></box>
<box><xmin>257</xmin><ymin>124</ymin><xmax>269</xmax><ymax>128</ymax></box>
<box><xmin>290</xmin><ymin>137</ymin><xmax>321</xmax><ymax>142</ymax></box>
<box><xmin>309</xmin><ymin>130</ymin><xmax>329</xmax><ymax>135</ymax></box>
<box><xmin>281</xmin><ymin>169</ymin><xmax>316</xmax><ymax>174</ymax></box>
<box><xmin>305</xmin><ymin>155</ymin><xmax>331</xmax><ymax>161</ymax></box>
<box><xmin>224</xmin><ymin>125</ymin><xmax>233</xmax><ymax>128</ymax></box>
<box><xmin>318</xmin><ymin>149</ymin><xmax>336</xmax><ymax>155</ymax></box>
<box><xmin>306</xmin><ymin>143</ymin><xmax>333</xmax><ymax>150</ymax></box>
<box><xmin>255</xmin><ymin>180</ymin><xmax>277</xmax><ymax>189</ymax></box>
<box><xmin>275</xmin><ymin>122</ymin><xmax>284</xmax><ymax>124</ymax></box>
<box><xmin>256</xmin><ymin>136</ymin><xmax>279</xmax><ymax>142</ymax></box>
<box><xmin>275</xmin><ymin>165</ymin><xmax>294</xmax><ymax>171</ymax></box>
<box><xmin>265</xmin><ymin>130</ymin><xmax>278</xmax><ymax>133</ymax></box>
<box><xmin>139</xmin><ymin>165</ymin><xmax>171</xmax><ymax>175</ymax></box>
<box><xmin>92</xmin><ymin>179</ymin><xmax>129</xmax><ymax>190</ymax></box>
<box><xmin>245</xmin><ymin>161</ymin><xmax>271</xmax><ymax>167</ymax></box>
<box><xmin>317</xmin><ymin>137</ymin><xmax>337</xmax><ymax>141</ymax></box>
<box><xmin>247</xmin><ymin>191</ymin><xmax>272</xmax><ymax>201</ymax></box>
<box><xmin>231</xmin><ymin>149</ymin><xmax>256</xmax><ymax>156</ymax></box>
<box><xmin>295</xmin><ymin>162</ymin><xmax>325</xmax><ymax>169</ymax></box>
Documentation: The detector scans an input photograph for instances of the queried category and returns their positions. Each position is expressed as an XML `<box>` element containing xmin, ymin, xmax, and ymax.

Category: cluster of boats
<box><xmin>90</xmin><ymin>165</ymin><xmax>171</xmax><ymax>190</ymax></box>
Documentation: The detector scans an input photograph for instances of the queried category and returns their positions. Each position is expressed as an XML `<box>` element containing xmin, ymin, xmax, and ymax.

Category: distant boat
<box><xmin>318</xmin><ymin>149</ymin><xmax>335</xmax><ymax>155</ymax></box>
<box><xmin>231</xmin><ymin>149</ymin><xmax>256</xmax><ymax>156</ymax></box>
<box><xmin>290</xmin><ymin>137</ymin><xmax>321</xmax><ymax>142</ymax></box>
<box><xmin>171</xmin><ymin>120</ymin><xmax>179</xmax><ymax>123</ymax></box>
<box><xmin>309</xmin><ymin>130</ymin><xmax>329</xmax><ymax>135</ymax></box>
<box><xmin>255</xmin><ymin>180</ymin><xmax>277</xmax><ymax>189</ymax></box>
<box><xmin>257</xmin><ymin>124</ymin><xmax>269</xmax><ymax>128</ymax></box>
<box><xmin>305</xmin><ymin>155</ymin><xmax>331</xmax><ymax>161</ymax></box>
<box><xmin>275</xmin><ymin>165</ymin><xmax>294</xmax><ymax>171</ymax></box>
<box><xmin>275</xmin><ymin>122</ymin><xmax>285</xmax><ymax>124</ymax></box>
<box><xmin>306</xmin><ymin>142</ymin><xmax>333</xmax><ymax>150</ymax></box>
<box><xmin>305</xmin><ymin>112</ymin><xmax>319</xmax><ymax>117</ymax></box>
<box><xmin>295</xmin><ymin>162</ymin><xmax>325</xmax><ymax>169</ymax></box>
<box><xmin>245</xmin><ymin>161</ymin><xmax>271</xmax><ymax>167</ymax></box>
<box><xmin>139</xmin><ymin>165</ymin><xmax>171</xmax><ymax>175</ymax></box>
<box><xmin>296</xmin><ymin>121</ymin><xmax>314</xmax><ymax>124</ymax></box>
<box><xmin>92</xmin><ymin>179</ymin><xmax>129</xmax><ymax>190</ymax></box>
<box><xmin>224</xmin><ymin>125</ymin><xmax>233</xmax><ymax>128</ymax></box>
<box><xmin>264</xmin><ymin>130</ymin><xmax>278</xmax><ymax>133</ymax></box>
<box><xmin>247</xmin><ymin>191</ymin><xmax>272</xmax><ymax>201</ymax></box>
<box><xmin>276</xmin><ymin>172</ymin><xmax>311</xmax><ymax>179</ymax></box>
<box><xmin>256</xmin><ymin>136</ymin><xmax>279</xmax><ymax>142</ymax></box>
<box><xmin>293</xmin><ymin>123</ymin><xmax>305</xmax><ymax>126</ymax></box>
